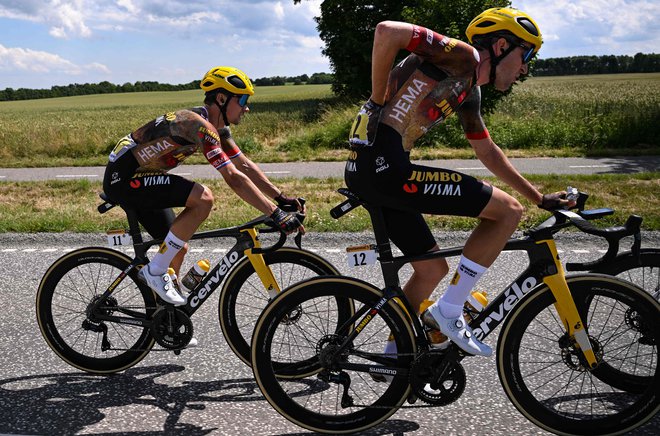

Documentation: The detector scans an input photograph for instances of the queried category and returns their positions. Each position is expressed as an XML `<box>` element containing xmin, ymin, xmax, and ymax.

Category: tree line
<box><xmin>533</xmin><ymin>53</ymin><xmax>659</xmax><ymax>76</ymax></box>
<box><xmin>0</xmin><ymin>73</ymin><xmax>334</xmax><ymax>102</ymax></box>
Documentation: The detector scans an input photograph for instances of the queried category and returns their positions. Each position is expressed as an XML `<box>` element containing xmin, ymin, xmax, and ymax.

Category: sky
<box><xmin>0</xmin><ymin>0</ymin><xmax>658</xmax><ymax>90</ymax></box>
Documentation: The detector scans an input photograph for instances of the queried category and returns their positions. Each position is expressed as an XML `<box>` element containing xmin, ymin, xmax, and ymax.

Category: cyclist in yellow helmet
<box><xmin>346</xmin><ymin>8</ymin><xmax>573</xmax><ymax>358</ymax></box>
<box><xmin>103</xmin><ymin>66</ymin><xmax>304</xmax><ymax>313</ymax></box>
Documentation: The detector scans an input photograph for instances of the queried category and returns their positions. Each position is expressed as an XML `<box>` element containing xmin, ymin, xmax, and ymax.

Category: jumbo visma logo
<box><xmin>402</xmin><ymin>183</ymin><xmax>418</xmax><ymax>194</ymax></box>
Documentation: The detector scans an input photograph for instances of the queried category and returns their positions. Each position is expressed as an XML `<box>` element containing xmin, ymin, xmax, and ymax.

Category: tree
<box><xmin>295</xmin><ymin>0</ymin><xmax>408</xmax><ymax>97</ymax></box>
<box><xmin>294</xmin><ymin>0</ymin><xmax>511</xmax><ymax>113</ymax></box>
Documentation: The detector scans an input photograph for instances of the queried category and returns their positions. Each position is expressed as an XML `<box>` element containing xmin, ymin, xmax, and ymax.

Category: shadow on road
<box><xmin>0</xmin><ymin>364</ymin><xmax>266</xmax><ymax>435</ymax></box>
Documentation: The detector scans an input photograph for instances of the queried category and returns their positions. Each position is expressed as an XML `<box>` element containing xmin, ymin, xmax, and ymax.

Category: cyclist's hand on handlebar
<box><xmin>348</xmin><ymin>98</ymin><xmax>383</xmax><ymax>147</ymax></box>
<box><xmin>538</xmin><ymin>191</ymin><xmax>577</xmax><ymax>211</ymax></box>
<box><xmin>270</xmin><ymin>207</ymin><xmax>306</xmax><ymax>235</ymax></box>
<box><xmin>275</xmin><ymin>193</ymin><xmax>305</xmax><ymax>213</ymax></box>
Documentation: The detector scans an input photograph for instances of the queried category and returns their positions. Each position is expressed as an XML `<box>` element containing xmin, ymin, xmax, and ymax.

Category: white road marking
<box><xmin>264</xmin><ymin>171</ymin><xmax>291</xmax><ymax>174</ymax></box>
<box><xmin>456</xmin><ymin>167</ymin><xmax>486</xmax><ymax>170</ymax></box>
<box><xmin>569</xmin><ymin>165</ymin><xmax>611</xmax><ymax>168</ymax></box>
<box><xmin>7</xmin><ymin>247</ymin><xmax>611</xmax><ymax>258</ymax></box>
<box><xmin>56</xmin><ymin>174</ymin><xmax>99</xmax><ymax>178</ymax></box>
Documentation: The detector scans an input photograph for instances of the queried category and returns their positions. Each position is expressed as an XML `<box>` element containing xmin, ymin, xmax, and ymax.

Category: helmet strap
<box><xmin>213</xmin><ymin>93</ymin><xmax>232</xmax><ymax>126</ymax></box>
<box><xmin>487</xmin><ymin>38</ymin><xmax>518</xmax><ymax>86</ymax></box>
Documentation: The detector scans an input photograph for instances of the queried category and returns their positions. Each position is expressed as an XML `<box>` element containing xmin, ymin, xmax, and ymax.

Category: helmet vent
<box><xmin>227</xmin><ymin>76</ymin><xmax>247</xmax><ymax>89</ymax></box>
<box><xmin>517</xmin><ymin>17</ymin><xmax>539</xmax><ymax>36</ymax></box>
<box><xmin>476</xmin><ymin>20</ymin><xmax>496</xmax><ymax>28</ymax></box>
<box><xmin>202</xmin><ymin>80</ymin><xmax>215</xmax><ymax>88</ymax></box>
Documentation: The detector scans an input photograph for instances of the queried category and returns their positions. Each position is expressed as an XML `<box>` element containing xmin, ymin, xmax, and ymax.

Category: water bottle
<box><xmin>464</xmin><ymin>290</ymin><xmax>488</xmax><ymax>323</ymax></box>
<box><xmin>181</xmin><ymin>259</ymin><xmax>210</xmax><ymax>292</ymax></box>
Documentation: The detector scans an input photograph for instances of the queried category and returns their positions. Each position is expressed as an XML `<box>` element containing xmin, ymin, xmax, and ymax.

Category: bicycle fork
<box><xmin>540</xmin><ymin>239</ymin><xmax>598</xmax><ymax>368</ymax></box>
<box><xmin>242</xmin><ymin>228</ymin><xmax>281</xmax><ymax>299</ymax></box>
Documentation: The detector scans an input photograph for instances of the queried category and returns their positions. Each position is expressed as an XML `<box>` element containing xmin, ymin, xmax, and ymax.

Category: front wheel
<box><xmin>252</xmin><ymin>276</ymin><xmax>416</xmax><ymax>434</ymax></box>
<box><xmin>218</xmin><ymin>247</ymin><xmax>339</xmax><ymax>367</ymax></box>
<box><xmin>497</xmin><ymin>275</ymin><xmax>659</xmax><ymax>435</ymax></box>
<box><xmin>36</xmin><ymin>247</ymin><xmax>157</xmax><ymax>374</ymax></box>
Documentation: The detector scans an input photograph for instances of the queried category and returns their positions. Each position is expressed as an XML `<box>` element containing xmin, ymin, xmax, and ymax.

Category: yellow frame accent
<box><xmin>242</xmin><ymin>228</ymin><xmax>281</xmax><ymax>298</ymax></box>
<box><xmin>539</xmin><ymin>239</ymin><xmax>597</xmax><ymax>367</ymax></box>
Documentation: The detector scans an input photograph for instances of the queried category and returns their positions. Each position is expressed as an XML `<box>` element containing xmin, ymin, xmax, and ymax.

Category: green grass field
<box><xmin>0</xmin><ymin>74</ymin><xmax>658</xmax><ymax>168</ymax></box>
<box><xmin>1</xmin><ymin>174</ymin><xmax>658</xmax><ymax>232</ymax></box>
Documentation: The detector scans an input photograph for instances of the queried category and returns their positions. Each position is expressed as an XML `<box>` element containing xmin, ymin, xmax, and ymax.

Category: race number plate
<box><xmin>107</xmin><ymin>229</ymin><xmax>131</xmax><ymax>247</ymax></box>
<box><xmin>346</xmin><ymin>244</ymin><xmax>377</xmax><ymax>267</ymax></box>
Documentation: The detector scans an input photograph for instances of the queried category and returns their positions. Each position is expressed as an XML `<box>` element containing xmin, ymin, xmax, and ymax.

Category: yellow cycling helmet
<box><xmin>200</xmin><ymin>66</ymin><xmax>255</xmax><ymax>96</ymax></box>
<box><xmin>466</xmin><ymin>7</ymin><xmax>542</xmax><ymax>57</ymax></box>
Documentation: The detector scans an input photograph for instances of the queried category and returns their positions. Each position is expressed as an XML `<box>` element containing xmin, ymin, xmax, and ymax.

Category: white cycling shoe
<box><xmin>421</xmin><ymin>305</ymin><xmax>492</xmax><ymax>357</ymax></box>
<box><xmin>138</xmin><ymin>265</ymin><xmax>186</xmax><ymax>306</ymax></box>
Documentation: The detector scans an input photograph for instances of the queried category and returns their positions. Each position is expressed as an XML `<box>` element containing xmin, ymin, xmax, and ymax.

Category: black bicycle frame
<box><xmin>330</xmin><ymin>204</ymin><xmax>567</xmax><ymax>374</ymax></box>
<box><xmin>90</xmin><ymin>201</ymin><xmax>285</xmax><ymax>327</ymax></box>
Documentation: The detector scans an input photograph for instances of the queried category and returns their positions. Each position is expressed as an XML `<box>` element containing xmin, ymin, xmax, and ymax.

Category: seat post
<box><xmin>365</xmin><ymin>205</ymin><xmax>402</xmax><ymax>288</ymax></box>
<box><xmin>121</xmin><ymin>207</ymin><xmax>148</xmax><ymax>258</ymax></box>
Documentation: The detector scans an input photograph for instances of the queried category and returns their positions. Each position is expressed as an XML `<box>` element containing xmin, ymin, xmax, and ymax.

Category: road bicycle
<box><xmin>36</xmin><ymin>193</ymin><xmax>339</xmax><ymax>374</ymax></box>
<box><xmin>251</xmin><ymin>188</ymin><xmax>659</xmax><ymax>435</ymax></box>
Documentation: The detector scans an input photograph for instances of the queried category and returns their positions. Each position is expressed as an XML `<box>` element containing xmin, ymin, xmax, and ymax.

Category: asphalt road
<box><xmin>1</xmin><ymin>156</ymin><xmax>659</xmax><ymax>181</ymax></box>
<box><xmin>0</xmin><ymin>231</ymin><xmax>658</xmax><ymax>435</ymax></box>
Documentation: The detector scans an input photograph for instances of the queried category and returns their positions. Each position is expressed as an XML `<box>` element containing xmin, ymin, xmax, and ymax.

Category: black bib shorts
<box><xmin>103</xmin><ymin>153</ymin><xmax>195</xmax><ymax>239</ymax></box>
<box><xmin>345</xmin><ymin>123</ymin><xmax>492</xmax><ymax>256</ymax></box>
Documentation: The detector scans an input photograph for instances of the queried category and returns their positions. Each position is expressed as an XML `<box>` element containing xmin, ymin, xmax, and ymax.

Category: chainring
<box><xmin>409</xmin><ymin>350</ymin><xmax>466</xmax><ymax>406</ymax></box>
<box><xmin>150</xmin><ymin>307</ymin><xmax>194</xmax><ymax>349</ymax></box>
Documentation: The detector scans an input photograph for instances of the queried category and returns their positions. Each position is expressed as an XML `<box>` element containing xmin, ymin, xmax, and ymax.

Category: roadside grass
<box><xmin>1</xmin><ymin>173</ymin><xmax>658</xmax><ymax>233</ymax></box>
<box><xmin>0</xmin><ymin>74</ymin><xmax>658</xmax><ymax>168</ymax></box>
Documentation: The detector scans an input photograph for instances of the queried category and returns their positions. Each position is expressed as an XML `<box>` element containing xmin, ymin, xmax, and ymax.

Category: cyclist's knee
<box><xmin>483</xmin><ymin>189</ymin><xmax>523</xmax><ymax>226</ymax></box>
<box><xmin>188</xmin><ymin>184</ymin><xmax>214</xmax><ymax>217</ymax></box>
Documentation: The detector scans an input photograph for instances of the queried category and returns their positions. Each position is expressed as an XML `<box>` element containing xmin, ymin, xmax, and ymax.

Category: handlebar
<box><xmin>245</xmin><ymin>198</ymin><xmax>307</xmax><ymax>253</ymax></box>
<box><xmin>531</xmin><ymin>189</ymin><xmax>643</xmax><ymax>271</ymax></box>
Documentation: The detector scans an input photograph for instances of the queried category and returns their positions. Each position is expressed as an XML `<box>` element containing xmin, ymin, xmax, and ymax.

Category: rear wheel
<box><xmin>252</xmin><ymin>277</ymin><xmax>416</xmax><ymax>434</ymax></box>
<box><xmin>36</xmin><ymin>248</ymin><xmax>156</xmax><ymax>374</ymax></box>
<box><xmin>218</xmin><ymin>248</ymin><xmax>338</xmax><ymax>366</ymax></box>
<box><xmin>591</xmin><ymin>249</ymin><xmax>660</xmax><ymax>301</ymax></box>
<box><xmin>497</xmin><ymin>275</ymin><xmax>659</xmax><ymax>435</ymax></box>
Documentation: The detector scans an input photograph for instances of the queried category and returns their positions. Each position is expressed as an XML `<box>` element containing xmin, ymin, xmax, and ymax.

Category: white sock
<box><xmin>149</xmin><ymin>231</ymin><xmax>185</xmax><ymax>275</ymax></box>
<box><xmin>438</xmin><ymin>255</ymin><xmax>487</xmax><ymax>318</ymax></box>
<box><xmin>384</xmin><ymin>340</ymin><xmax>397</xmax><ymax>356</ymax></box>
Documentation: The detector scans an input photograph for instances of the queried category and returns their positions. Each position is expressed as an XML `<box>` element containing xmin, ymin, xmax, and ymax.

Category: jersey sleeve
<box><xmin>405</xmin><ymin>25</ymin><xmax>478</xmax><ymax>69</ymax></box>
<box><xmin>217</xmin><ymin>127</ymin><xmax>242</xmax><ymax>160</ymax></box>
<box><xmin>456</xmin><ymin>86</ymin><xmax>490</xmax><ymax>140</ymax></box>
<box><xmin>199</xmin><ymin>125</ymin><xmax>232</xmax><ymax>170</ymax></box>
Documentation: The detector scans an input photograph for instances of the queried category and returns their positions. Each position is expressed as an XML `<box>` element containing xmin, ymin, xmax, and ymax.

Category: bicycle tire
<box><xmin>218</xmin><ymin>247</ymin><xmax>339</xmax><ymax>367</ymax></box>
<box><xmin>36</xmin><ymin>247</ymin><xmax>157</xmax><ymax>374</ymax></box>
<box><xmin>590</xmin><ymin>248</ymin><xmax>659</xmax><ymax>301</ymax></box>
<box><xmin>497</xmin><ymin>274</ymin><xmax>659</xmax><ymax>435</ymax></box>
<box><xmin>252</xmin><ymin>276</ymin><xmax>416</xmax><ymax>434</ymax></box>
<box><xmin>588</xmin><ymin>249</ymin><xmax>660</xmax><ymax>391</ymax></box>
